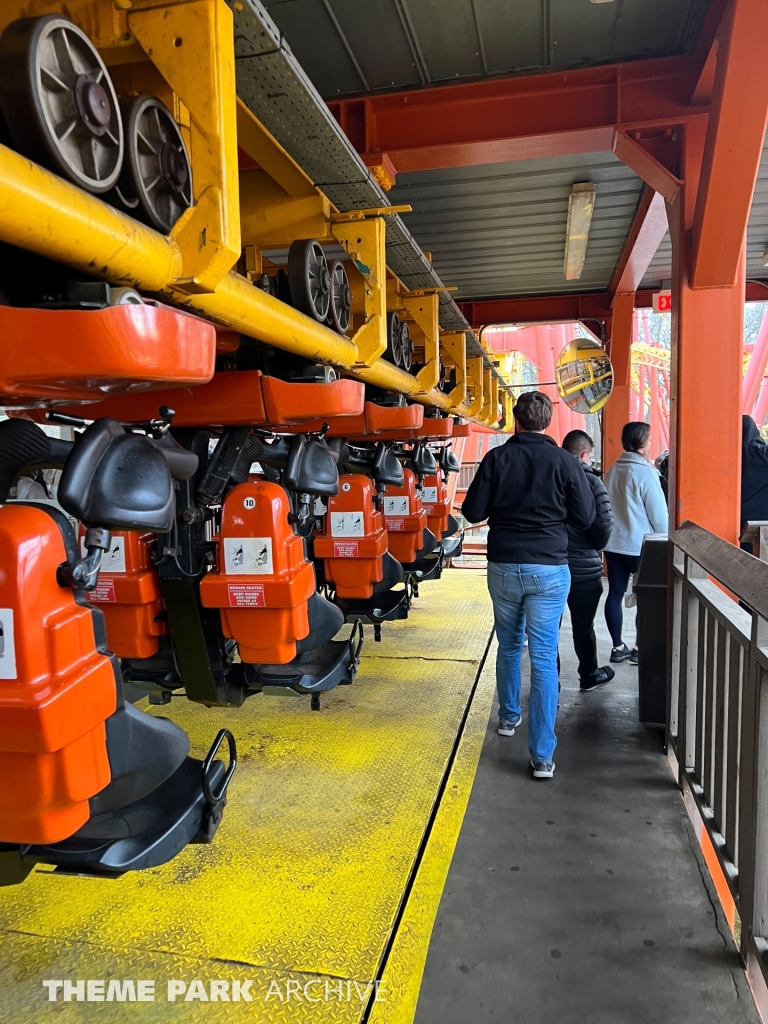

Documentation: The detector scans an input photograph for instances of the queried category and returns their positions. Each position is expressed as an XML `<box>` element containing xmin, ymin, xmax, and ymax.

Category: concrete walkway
<box><xmin>415</xmin><ymin>588</ymin><xmax>760</xmax><ymax>1024</ymax></box>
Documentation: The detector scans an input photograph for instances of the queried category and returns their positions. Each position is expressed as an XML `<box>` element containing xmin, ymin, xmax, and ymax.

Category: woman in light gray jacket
<box><xmin>603</xmin><ymin>421</ymin><xmax>667</xmax><ymax>664</ymax></box>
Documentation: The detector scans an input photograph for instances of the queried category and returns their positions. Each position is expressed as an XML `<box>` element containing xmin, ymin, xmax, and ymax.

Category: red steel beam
<box><xmin>458</xmin><ymin>281</ymin><xmax>768</xmax><ymax>329</ymax></box>
<box><xmin>328</xmin><ymin>55</ymin><xmax>708</xmax><ymax>174</ymax></box>
<box><xmin>691</xmin><ymin>0</ymin><xmax>768</xmax><ymax>288</ymax></box>
<box><xmin>609</xmin><ymin>186</ymin><xmax>669</xmax><ymax>296</ymax></box>
<box><xmin>612</xmin><ymin>134</ymin><xmax>682</xmax><ymax>203</ymax></box>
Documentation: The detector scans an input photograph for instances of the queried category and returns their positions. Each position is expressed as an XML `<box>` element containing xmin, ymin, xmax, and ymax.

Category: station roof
<box><xmin>253</xmin><ymin>0</ymin><xmax>767</xmax><ymax>316</ymax></box>
<box><xmin>260</xmin><ymin>0</ymin><xmax>709</xmax><ymax>97</ymax></box>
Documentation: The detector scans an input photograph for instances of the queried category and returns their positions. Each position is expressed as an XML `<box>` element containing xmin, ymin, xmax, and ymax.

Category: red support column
<box><xmin>603</xmin><ymin>292</ymin><xmax>635</xmax><ymax>470</ymax></box>
<box><xmin>669</xmin><ymin>122</ymin><xmax>745</xmax><ymax>543</ymax></box>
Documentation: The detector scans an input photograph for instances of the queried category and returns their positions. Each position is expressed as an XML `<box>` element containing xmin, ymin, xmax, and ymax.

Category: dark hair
<box><xmin>622</xmin><ymin>421</ymin><xmax>651</xmax><ymax>453</ymax></box>
<box><xmin>513</xmin><ymin>391</ymin><xmax>552</xmax><ymax>431</ymax></box>
<box><xmin>562</xmin><ymin>429</ymin><xmax>594</xmax><ymax>457</ymax></box>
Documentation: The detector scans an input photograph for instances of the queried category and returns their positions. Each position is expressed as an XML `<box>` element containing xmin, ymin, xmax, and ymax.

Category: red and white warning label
<box><xmin>227</xmin><ymin>583</ymin><xmax>266</xmax><ymax>608</ymax></box>
<box><xmin>333</xmin><ymin>541</ymin><xmax>359</xmax><ymax>558</ymax></box>
<box><xmin>385</xmin><ymin>518</ymin><xmax>405</xmax><ymax>532</ymax></box>
<box><xmin>89</xmin><ymin>578</ymin><xmax>117</xmax><ymax>603</ymax></box>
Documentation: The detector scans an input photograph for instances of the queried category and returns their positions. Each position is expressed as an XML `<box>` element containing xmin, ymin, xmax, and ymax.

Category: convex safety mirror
<box><xmin>555</xmin><ymin>337</ymin><xmax>613</xmax><ymax>414</ymax></box>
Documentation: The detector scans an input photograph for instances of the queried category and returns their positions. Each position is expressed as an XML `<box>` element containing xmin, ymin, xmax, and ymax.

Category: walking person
<box><xmin>603</xmin><ymin>421</ymin><xmax>667</xmax><ymax>664</ymax></box>
<box><xmin>561</xmin><ymin>429</ymin><xmax>615</xmax><ymax>691</ymax></box>
<box><xmin>462</xmin><ymin>392</ymin><xmax>596</xmax><ymax>779</ymax></box>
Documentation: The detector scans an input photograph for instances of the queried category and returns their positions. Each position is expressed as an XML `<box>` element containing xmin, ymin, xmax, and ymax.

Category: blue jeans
<box><xmin>487</xmin><ymin>562</ymin><xmax>570</xmax><ymax>762</ymax></box>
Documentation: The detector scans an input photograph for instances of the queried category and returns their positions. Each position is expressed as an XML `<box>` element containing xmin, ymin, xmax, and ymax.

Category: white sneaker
<box><xmin>530</xmin><ymin>759</ymin><xmax>555</xmax><ymax>778</ymax></box>
<box><xmin>498</xmin><ymin>715</ymin><xmax>522</xmax><ymax>736</ymax></box>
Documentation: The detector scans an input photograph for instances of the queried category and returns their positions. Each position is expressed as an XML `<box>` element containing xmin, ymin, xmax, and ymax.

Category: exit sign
<box><xmin>652</xmin><ymin>289</ymin><xmax>672</xmax><ymax>313</ymax></box>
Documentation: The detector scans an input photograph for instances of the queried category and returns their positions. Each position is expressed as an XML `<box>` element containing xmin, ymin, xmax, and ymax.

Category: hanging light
<box><xmin>563</xmin><ymin>183</ymin><xmax>596</xmax><ymax>281</ymax></box>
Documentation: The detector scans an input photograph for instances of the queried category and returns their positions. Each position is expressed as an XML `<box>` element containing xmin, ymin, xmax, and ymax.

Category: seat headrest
<box><xmin>409</xmin><ymin>444</ymin><xmax>437</xmax><ymax>476</ymax></box>
<box><xmin>284</xmin><ymin>435</ymin><xmax>339</xmax><ymax>497</ymax></box>
<box><xmin>373</xmin><ymin>442</ymin><xmax>404</xmax><ymax>487</ymax></box>
<box><xmin>58</xmin><ymin>418</ymin><xmax>174</xmax><ymax>531</ymax></box>
<box><xmin>439</xmin><ymin>447</ymin><xmax>460</xmax><ymax>473</ymax></box>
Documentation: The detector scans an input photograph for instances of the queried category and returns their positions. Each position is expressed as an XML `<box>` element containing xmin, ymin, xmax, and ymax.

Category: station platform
<box><xmin>0</xmin><ymin>571</ymin><xmax>496</xmax><ymax>1022</ymax></box>
<box><xmin>0</xmin><ymin>571</ymin><xmax>759</xmax><ymax>1023</ymax></box>
<box><xmin>415</xmin><ymin>591</ymin><xmax>760</xmax><ymax>1024</ymax></box>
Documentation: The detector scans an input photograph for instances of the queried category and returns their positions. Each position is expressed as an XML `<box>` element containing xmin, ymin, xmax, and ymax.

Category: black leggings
<box><xmin>604</xmin><ymin>551</ymin><xmax>639</xmax><ymax>648</ymax></box>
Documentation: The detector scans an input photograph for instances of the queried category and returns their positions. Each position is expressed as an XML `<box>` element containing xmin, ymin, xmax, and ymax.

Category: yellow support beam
<box><xmin>332</xmin><ymin>216</ymin><xmax>388</xmax><ymax>367</ymax></box>
<box><xmin>402</xmin><ymin>293</ymin><xmax>440</xmax><ymax>395</ymax></box>
<box><xmin>441</xmin><ymin>332</ymin><xmax>467</xmax><ymax>408</ymax></box>
<box><xmin>129</xmin><ymin>0</ymin><xmax>241</xmax><ymax>294</ymax></box>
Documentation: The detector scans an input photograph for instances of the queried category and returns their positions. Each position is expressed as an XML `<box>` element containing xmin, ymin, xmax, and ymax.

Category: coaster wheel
<box><xmin>385</xmin><ymin>311</ymin><xmax>403</xmax><ymax>367</ymax></box>
<box><xmin>0</xmin><ymin>15</ymin><xmax>123</xmax><ymax>193</ymax></box>
<box><xmin>327</xmin><ymin>260</ymin><xmax>352</xmax><ymax>334</ymax></box>
<box><xmin>288</xmin><ymin>239</ymin><xmax>331</xmax><ymax>322</ymax></box>
<box><xmin>117</xmin><ymin>94</ymin><xmax>192</xmax><ymax>233</ymax></box>
<box><xmin>400</xmin><ymin>320</ymin><xmax>414</xmax><ymax>373</ymax></box>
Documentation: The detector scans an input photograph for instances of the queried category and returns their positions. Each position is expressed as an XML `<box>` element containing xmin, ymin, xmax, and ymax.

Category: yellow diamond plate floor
<box><xmin>0</xmin><ymin>571</ymin><xmax>494</xmax><ymax>1023</ymax></box>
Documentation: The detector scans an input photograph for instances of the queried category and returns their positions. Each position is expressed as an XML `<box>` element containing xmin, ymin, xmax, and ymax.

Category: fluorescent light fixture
<box><xmin>564</xmin><ymin>182</ymin><xmax>596</xmax><ymax>281</ymax></box>
<box><xmin>589</xmin><ymin>0</ymin><xmax>616</xmax><ymax>4</ymax></box>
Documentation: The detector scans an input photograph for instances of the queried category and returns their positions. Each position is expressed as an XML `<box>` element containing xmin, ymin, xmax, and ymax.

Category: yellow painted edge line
<box><xmin>367</xmin><ymin>638</ymin><xmax>497</xmax><ymax>1024</ymax></box>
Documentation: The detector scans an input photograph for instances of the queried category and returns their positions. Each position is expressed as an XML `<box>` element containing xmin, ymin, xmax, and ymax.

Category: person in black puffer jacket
<box><xmin>562</xmin><ymin>430</ymin><xmax>615</xmax><ymax>691</ymax></box>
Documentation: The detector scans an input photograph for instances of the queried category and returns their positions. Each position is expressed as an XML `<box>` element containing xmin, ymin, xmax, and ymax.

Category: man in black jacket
<box><xmin>462</xmin><ymin>392</ymin><xmax>595</xmax><ymax>779</ymax></box>
<box><xmin>561</xmin><ymin>430</ymin><xmax>615</xmax><ymax>691</ymax></box>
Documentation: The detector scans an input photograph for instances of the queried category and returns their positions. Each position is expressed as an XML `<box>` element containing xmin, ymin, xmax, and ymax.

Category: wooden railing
<box><xmin>670</xmin><ymin>521</ymin><xmax>768</xmax><ymax>991</ymax></box>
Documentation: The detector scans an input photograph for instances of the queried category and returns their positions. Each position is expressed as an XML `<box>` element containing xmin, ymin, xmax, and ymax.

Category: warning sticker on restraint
<box><xmin>0</xmin><ymin>608</ymin><xmax>17</xmax><ymax>679</ymax></box>
<box><xmin>385</xmin><ymin>518</ymin><xmax>405</xmax><ymax>531</ymax></box>
<box><xmin>227</xmin><ymin>584</ymin><xmax>266</xmax><ymax>607</ymax></box>
<box><xmin>89</xmin><ymin>578</ymin><xmax>117</xmax><ymax>604</ymax></box>
<box><xmin>80</xmin><ymin>536</ymin><xmax>126</xmax><ymax>573</ymax></box>
<box><xmin>333</xmin><ymin>541</ymin><xmax>359</xmax><ymax>558</ymax></box>
<box><xmin>223</xmin><ymin>537</ymin><xmax>273</xmax><ymax>575</ymax></box>
<box><xmin>330</xmin><ymin>511</ymin><xmax>364</xmax><ymax>537</ymax></box>
<box><xmin>384</xmin><ymin>496</ymin><xmax>409</xmax><ymax>515</ymax></box>
<box><xmin>422</xmin><ymin>487</ymin><xmax>438</xmax><ymax>503</ymax></box>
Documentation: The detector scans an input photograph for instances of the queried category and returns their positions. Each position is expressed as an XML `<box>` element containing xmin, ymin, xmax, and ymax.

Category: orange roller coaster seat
<box><xmin>382</xmin><ymin>469</ymin><xmax>427</xmax><ymax>564</ymax></box>
<box><xmin>0</xmin><ymin>303</ymin><xmax>216</xmax><ymax>407</ymax></box>
<box><xmin>44</xmin><ymin>369</ymin><xmax>269</xmax><ymax>427</ymax></box>
<box><xmin>329</xmin><ymin>400</ymin><xmax>424</xmax><ymax>440</ymax></box>
<box><xmin>0</xmin><ymin>505</ymin><xmax>116</xmax><ymax>844</ymax></box>
<box><xmin>260</xmin><ymin>376</ymin><xmax>364</xmax><ymax>427</ymax></box>
<box><xmin>200</xmin><ymin>481</ymin><xmax>316</xmax><ymax>664</ymax></box>
<box><xmin>314</xmin><ymin>475</ymin><xmax>388</xmax><ymax>599</ymax></box>
<box><xmin>84</xmin><ymin>531</ymin><xmax>167</xmax><ymax>660</ymax></box>
<box><xmin>421</xmin><ymin>473</ymin><xmax>451</xmax><ymax>538</ymax></box>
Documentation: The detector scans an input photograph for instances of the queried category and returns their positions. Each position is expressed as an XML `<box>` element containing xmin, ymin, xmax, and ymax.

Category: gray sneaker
<box><xmin>530</xmin><ymin>759</ymin><xmax>555</xmax><ymax>779</ymax></box>
<box><xmin>498</xmin><ymin>715</ymin><xmax>522</xmax><ymax>737</ymax></box>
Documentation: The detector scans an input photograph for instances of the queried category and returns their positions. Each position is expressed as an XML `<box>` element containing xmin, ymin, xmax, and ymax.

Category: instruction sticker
<box><xmin>422</xmin><ymin>487</ymin><xmax>438</xmax><ymax>503</ymax></box>
<box><xmin>0</xmin><ymin>608</ymin><xmax>17</xmax><ymax>679</ymax></box>
<box><xmin>333</xmin><ymin>541</ymin><xmax>359</xmax><ymax>558</ymax></box>
<box><xmin>423</xmin><ymin>505</ymin><xmax>435</xmax><ymax>515</ymax></box>
<box><xmin>384</xmin><ymin>496</ymin><xmax>409</xmax><ymax>516</ymax></box>
<box><xmin>223</xmin><ymin>537</ymin><xmax>273</xmax><ymax>575</ymax></box>
<box><xmin>89</xmin><ymin>578</ymin><xmax>117</xmax><ymax>604</ymax></box>
<box><xmin>81</xmin><ymin>535</ymin><xmax>126</xmax><ymax>573</ymax></box>
<box><xmin>330</xmin><ymin>511</ymin><xmax>364</xmax><ymax>538</ymax></box>
<box><xmin>227</xmin><ymin>584</ymin><xmax>266</xmax><ymax>608</ymax></box>
<box><xmin>385</xmin><ymin>518</ymin><xmax>405</xmax><ymax>531</ymax></box>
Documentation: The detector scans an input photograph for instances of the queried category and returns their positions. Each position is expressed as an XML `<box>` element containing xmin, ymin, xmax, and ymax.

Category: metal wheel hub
<box><xmin>75</xmin><ymin>74</ymin><xmax>110</xmax><ymax>136</ymax></box>
<box><xmin>160</xmin><ymin>142</ymin><xmax>189</xmax><ymax>193</ymax></box>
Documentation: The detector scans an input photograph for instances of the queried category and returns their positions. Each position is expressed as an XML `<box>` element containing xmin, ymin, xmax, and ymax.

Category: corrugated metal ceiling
<box><xmin>389</xmin><ymin>153</ymin><xmax>644</xmax><ymax>300</ymax></box>
<box><xmin>261</xmin><ymin>0</ymin><xmax>711</xmax><ymax>97</ymax></box>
